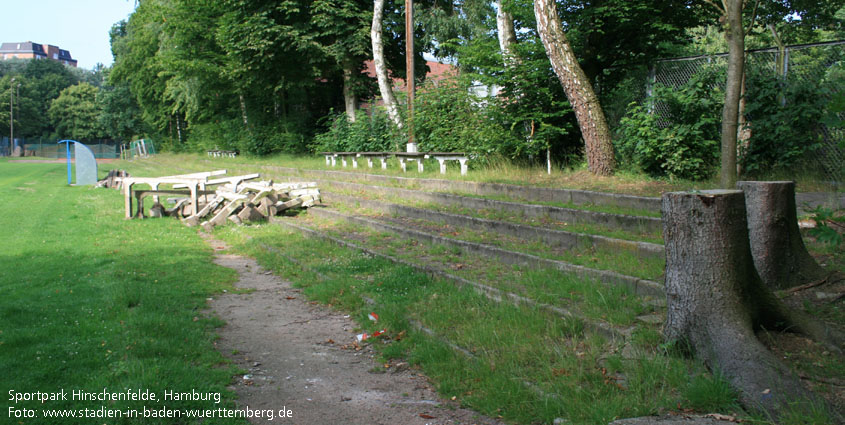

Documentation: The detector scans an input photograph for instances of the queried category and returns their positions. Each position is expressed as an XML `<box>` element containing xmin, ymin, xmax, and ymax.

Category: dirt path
<box><xmin>206</xmin><ymin>238</ymin><xmax>502</xmax><ymax>425</ymax></box>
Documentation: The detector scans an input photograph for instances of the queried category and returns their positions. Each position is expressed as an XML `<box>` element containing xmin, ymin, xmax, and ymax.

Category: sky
<box><xmin>0</xmin><ymin>0</ymin><xmax>137</xmax><ymax>70</ymax></box>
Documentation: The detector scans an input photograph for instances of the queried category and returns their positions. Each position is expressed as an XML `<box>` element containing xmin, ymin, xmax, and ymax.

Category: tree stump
<box><xmin>662</xmin><ymin>190</ymin><xmax>812</xmax><ymax>419</ymax></box>
<box><xmin>736</xmin><ymin>181</ymin><xmax>826</xmax><ymax>289</ymax></box>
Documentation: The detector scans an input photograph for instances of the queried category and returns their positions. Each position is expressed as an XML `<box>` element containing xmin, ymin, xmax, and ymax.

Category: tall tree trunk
<box><xmin>719</xmin><ymin>0</ymin><xmax>744</xmax><ymax>188</ymax></box>
<box><xmin>371</xmin><ymin>0</ymin><xmax>403</xmax><ymax>129</ymax></box>
<box><xmin>496</xmin><ymin>0</ymin><xmax>517</xmax><ymax>65</ymax></box>
<box><xmin>342</xmin><ymin>61</ymin><xmax>357</xmax><ymax>122</ymax></box>
<box><xmin>662</xmin><ymin>189</ymin><xmax>828</xmax><ymax>420</ymax></box>
<box><xmin>737</xmin><ymin>181</ymin><xmax>827</xmax><ymax>289</ymax></box>
<box><xmin>533</xmin><ymin>0</ymin><xmax>615</xmax><ymax>176</ymax></box>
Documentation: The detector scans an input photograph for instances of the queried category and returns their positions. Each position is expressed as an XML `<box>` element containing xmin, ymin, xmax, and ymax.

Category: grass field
<box><xmin>0</xmin><ymin>159</ymin><xmax>247</xmax><ymax>424</ymax></box>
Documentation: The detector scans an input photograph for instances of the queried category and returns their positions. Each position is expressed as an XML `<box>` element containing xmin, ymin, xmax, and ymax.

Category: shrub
<box><xmin>310</xmin><ymin>107</ymin><xmax>402</xmax><ymax>153</ymax></box>
<box><xmin>412</xmin><ymin>78</ymin><xmax>518</xmax><ymax>157</ymax></box>
<box><xmin>615</xmin><ymin>65</ymin><xmax>723</xmax><ymax>180</ymax></box>
<box><xmin>739</xmin><ymin>67</ymin><xmax>830</xmax><ymax>175</ymax></box>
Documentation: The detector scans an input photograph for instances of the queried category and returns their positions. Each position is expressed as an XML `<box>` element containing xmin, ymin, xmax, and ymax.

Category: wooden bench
<box><xmin>428</xmin><ymin>152</ymin><xmax>470</xmax><ymax>176</ymax></box>
<box><xmin>357</xmin><ymin>152</ymin><xmax>390</xmax><ymax>169</ymax></box>
<box><xmin>393</xmin><ymin>152</ymin><xmax>428</xmax><ymax>173</ymax></box>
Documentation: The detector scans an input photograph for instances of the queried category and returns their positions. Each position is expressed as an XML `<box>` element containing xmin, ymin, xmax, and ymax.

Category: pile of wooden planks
<box><xmin>107</xmin><ymin>169</ymin><xmax>320</xmax><ymax>230</ymax></box>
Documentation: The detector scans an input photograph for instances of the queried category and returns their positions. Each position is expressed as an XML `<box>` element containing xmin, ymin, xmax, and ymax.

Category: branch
<box><xmin>745</xmin><ymin>0</ymin><xmax>761</xmax><ymax>35</ymax></box>
<box><xmin>703</xmin><ymin>0</ymin><xmax>726</xmax><ymax>14</ymax></box>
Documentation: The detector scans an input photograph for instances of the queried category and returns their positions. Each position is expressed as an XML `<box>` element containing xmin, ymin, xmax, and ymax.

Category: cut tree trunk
<box><xmin>737</xmin><ymin>181</ymin><xmax>827</xmax><ymax>289</ymax></box>
<box><xmin>661</xmin><ymin>189</ymin><xmax>823</xmax><ymax>419</ymax></box>
<box><xmin>533</xmin><ymin>0</ymin><xmax>615</xmax><ymax>176</ymax></box>
<box><xmin>371</xmin><ymin>0</ymin><xmax>403</xmax><ymax>130</ymax></box>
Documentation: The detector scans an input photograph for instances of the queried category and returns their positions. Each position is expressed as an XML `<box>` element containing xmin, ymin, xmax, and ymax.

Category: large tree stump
<box><xmin>737</xmin><ymin>181</ymin><xmax>826</xmax><ymax>289</ymax></box>
<box><xmin>662</xmin><ymin>190</ymin><xmax>816</xmax><ymax>419</ymax></box>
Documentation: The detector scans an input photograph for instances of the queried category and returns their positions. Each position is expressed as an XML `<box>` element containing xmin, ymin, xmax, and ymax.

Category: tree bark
<box><xmin>737</xmin><ymin>181</ymin><xmax>827</xmax><ymax>289</ymax></box>
<box><xmin>719</xmin><ymin>0</ymin><xmax>744</xmax><ymax>188</ymax></box>
<box><xmin>496</xmin><ymin>0</ymin><xmax>517</xmax><ymax>66</ymax></box>
<box><xmin>342</xmin><ymin>61</ymin><xmax>357</xmax><ymax>122</ymax></box>
<box><xmin>662</xmin><ymin>189</ymin><xmax>819</xmax><ymax>419</ymax></box>
<box><xmin>371</xmin><ymin>0</ymin><xmax>403</xmax><ymax>129</ymax></box>
<box><xmin>533</xmin><ymin>0</ymin><xmax>615</xmax><ymax>176</ymax></box>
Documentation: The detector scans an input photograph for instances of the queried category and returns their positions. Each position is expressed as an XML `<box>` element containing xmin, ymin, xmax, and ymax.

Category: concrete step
<box><xmin>309</xmin><ymin>207</ymin><xmax>664</xmax><ymax>298</ymax></box>
<box><xmin>319</xmin><ymin>180</ymin><xmax>663</xmax><ymax>236</ymax></box>
<box><xmin>322</xmin><ymin>191</ymin><xmax>664</xmax><ymax>260</ymax></box>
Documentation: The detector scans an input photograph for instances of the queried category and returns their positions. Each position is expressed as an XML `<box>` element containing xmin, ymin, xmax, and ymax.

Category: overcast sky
<box><xmin>0</xmin><ymin>0</ymin><xmax>137</xmax><ymax>70</ymax></box>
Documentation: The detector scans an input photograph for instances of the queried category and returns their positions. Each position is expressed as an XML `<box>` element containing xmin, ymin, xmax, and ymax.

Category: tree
<box><xmin>312</xmin><ymin>0</ymin><xmax>373</xmax><ymax>122</ymax></box>
<box><xmin>49</xmin><ymin>83</ymin><xmax>104</xmax><ymax>141</ymax></box>
<box><xmin>533</xmin><ymin>0</ymin><xmax>615</xmax><ymax>175</ymax></box>
<box><xmin>372</xmin><ymin>0</ymin><xmax>404</xmax><ymax>129</ymax></box>
<box><xmin>662</xmin><ymin>189</ymin><xmax>842</xmax><ymax>420</ymax></box>
<box><xmin>98</xmin><ymin>69</ymin><xmax>147</xmax><ymax>142</ymax></box>
<box><xmin>737</xmin><ymin>181</ymin><xmax>827</xmax><ymax>289</ymax></box>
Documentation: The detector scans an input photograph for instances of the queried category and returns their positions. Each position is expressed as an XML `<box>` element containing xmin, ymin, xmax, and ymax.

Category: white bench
<box><xmin>393</xmin><ymin>152</ymin><xmax>428</xmax><ymax>173</ymax></box>
<box><xmin>357</xmin><ymin>152</ymin><xmax>390</xmax><ymax>169</ymax></box>
<box><xmin>429</xmin><ymin>152</ymin><xmax>470</xmax><ymax>176</ymax></box>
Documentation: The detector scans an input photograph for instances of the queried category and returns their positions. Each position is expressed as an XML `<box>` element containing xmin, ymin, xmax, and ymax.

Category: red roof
<box><xmin>362</xmin><ymin>60</ymin><xmax>457</xmax><ymax>87</ymax></box>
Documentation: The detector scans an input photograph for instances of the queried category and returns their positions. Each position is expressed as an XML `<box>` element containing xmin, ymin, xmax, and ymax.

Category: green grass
<box><xmin>294</xmin><ymin>214</ymin><xmax>656</xmax><ymax>326</ymax></box>
<box><xmin>328</xmin><ymin>200</ymin><xmax>665</xmax><ymax>280</ymax></box>
<box><xmin>74</xmin><ymin>153</ymin><xmax>839</xmax><ymax>424</ymax></box>
<box><xmin>324</xmin><ymin>184</ymin><xmax>665</xmax><ymax>244</ymax></box>
<box><xmin>213</xmin><ymin>221</ymin><xmax>735</xmax><ymax>424</ymax></box>
<box><xmin>0</xmin><ymin>160</ymin><xmax>245</xmax><ymax>424</ymax></box>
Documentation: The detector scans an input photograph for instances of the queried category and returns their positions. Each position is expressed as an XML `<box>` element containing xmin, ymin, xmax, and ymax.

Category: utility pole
<box><xmin>9</xmin><ymin>77</ymin><xmax>14</xmax><ymax>156</ymax></box>
<box><xmin>405</xmin><ymin>0</ymin><xmax>415</xmax><ymax>152</ymax></box>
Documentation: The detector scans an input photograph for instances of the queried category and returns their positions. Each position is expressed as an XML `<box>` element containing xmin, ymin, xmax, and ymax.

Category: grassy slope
<box><xmin>0</xmin><ymin>160</ymin><xmax>246</xmax><ymax>424</ymax></box>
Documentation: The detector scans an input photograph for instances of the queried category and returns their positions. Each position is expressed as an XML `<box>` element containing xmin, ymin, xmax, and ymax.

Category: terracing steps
<box><xmin>272</xmin><ymin>214</ymin><xmax>662</xmax><ymax>343</ymax></box>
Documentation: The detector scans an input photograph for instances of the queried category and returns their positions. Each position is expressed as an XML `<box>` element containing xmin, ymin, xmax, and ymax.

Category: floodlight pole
<box><xmin>405</xmin><ymin>0</ymin><xmax>415</xmax><ymax>151</ymax></box>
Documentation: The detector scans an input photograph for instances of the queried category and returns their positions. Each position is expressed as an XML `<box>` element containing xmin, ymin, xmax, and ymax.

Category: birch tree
<box><xmin>533</xmin><ymin>0</ymin><xmax>615</xmax><ymax>175</ymax></box>
<box><xmin>372</xmin><ymin>0</ymin><xmax>404</xmax><ymax>129</ymax></box>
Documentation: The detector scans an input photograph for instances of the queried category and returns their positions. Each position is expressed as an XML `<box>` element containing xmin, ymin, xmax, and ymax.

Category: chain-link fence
<box><xmin>648</xmin><ymin>40</ymin><xmax>844</xmax><ymax>183</ymax></box>
<box><xmin>0</xmin><ymin>137</ymin><xmax>120</xmax><ymax>158</ymax></box>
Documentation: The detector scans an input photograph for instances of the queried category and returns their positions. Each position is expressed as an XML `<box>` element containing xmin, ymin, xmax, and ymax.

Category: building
<box><xmin>0</xmin><ymin>41</ymin><xmax>77</xmax><ymax>67</ymax></box>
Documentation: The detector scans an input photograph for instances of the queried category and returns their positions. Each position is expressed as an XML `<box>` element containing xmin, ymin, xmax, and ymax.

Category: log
<box><xmin>737</xmin><ymin>181</ymin><xmax>827</xmax><ymax>289</ymax></box>
<box><xmin>662</xmin><ymin>189</ymin><xmax>821</xmax><ymax>419</ymax></box>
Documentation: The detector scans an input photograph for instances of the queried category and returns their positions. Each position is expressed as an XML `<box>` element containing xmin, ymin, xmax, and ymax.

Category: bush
<box><xmin>412</xmin><ymin>78</ymin><xmax>518</xmax><ymax>156</ymax></box>
<box><xmin>615</xmin><ymin>66</ymin><xmax>723</xmax><ymax>180</ymax></box>
<box><xmin>739</xmin><ymin>67</ymin><xmax>830</xmax><ymax>175</ymax></box>
<box><xmin>310</xmin><ymin>107</ymin><xmax>402</xmax><ymax>153</ymax></box>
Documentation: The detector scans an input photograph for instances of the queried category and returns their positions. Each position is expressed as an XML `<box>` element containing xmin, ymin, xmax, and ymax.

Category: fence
<box><xmin>0</xmin><ymin>138</ymin><xmax>120</xmax><ymax>158</ymax></box>
<box><xmin>648</xmin><ymin>40</ymin><xmax>845</xmax><ymax>183</ymax></box>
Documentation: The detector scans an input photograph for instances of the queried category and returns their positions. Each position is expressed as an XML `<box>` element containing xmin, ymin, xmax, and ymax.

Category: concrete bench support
<box><xmin>357</xmin><ymin>152</ymin><xmax>390</xmax><ymax>169</ymax></box>
<box><xmin>429</xmin><ymin>153</ymin><xmax>469</xmax><ymax>176</ymax></box>
<box><xmin>394</xmin><ymin>153</ymin><xmax>428</xmax><ymax>173</ymax></box>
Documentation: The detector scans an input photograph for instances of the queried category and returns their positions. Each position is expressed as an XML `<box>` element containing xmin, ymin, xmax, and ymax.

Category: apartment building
<box><xmin>0</xmin><ymin>41</ymin><xmax>78</xmax><ymax>67</ymax></box>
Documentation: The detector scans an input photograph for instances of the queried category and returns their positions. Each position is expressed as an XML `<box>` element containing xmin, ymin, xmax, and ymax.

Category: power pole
<box><xmin>405</xmin><ymin>0</ymin><xmax>415</xmax><ymax>152</ymax></box>
<box><xmin>9</xmin><ymin>77</ymin><xmax>14</xmax><ymax>156</ymax></box>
